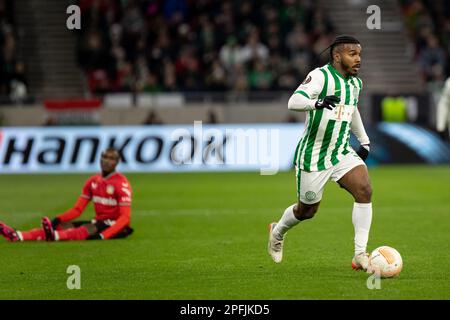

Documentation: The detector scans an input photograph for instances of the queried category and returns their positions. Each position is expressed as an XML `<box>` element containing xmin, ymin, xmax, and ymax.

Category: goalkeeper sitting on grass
<box><xmin>0</xmin><ymin>148</ymin><xmax>133</xmax><ymax>242</ymax></box>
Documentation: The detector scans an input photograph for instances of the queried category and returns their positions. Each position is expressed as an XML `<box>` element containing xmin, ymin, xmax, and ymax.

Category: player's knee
<box><xmin>356</xmin><ymin>184</ymin><xmax>372</xmax><ymax>202</ymax></box>
<box><xmin>300</xmin><ymin>210</ymin><xmax>316</xmax><ymax>221</ymax></box>
<box><xmin>295</xmin><ymin>203</ymin><xmax>319</xmax><ymax>221</ymax></box>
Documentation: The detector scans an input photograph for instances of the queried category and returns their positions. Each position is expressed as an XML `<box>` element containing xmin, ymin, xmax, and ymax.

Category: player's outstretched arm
<box><xmin>288</xmin><ymin>69</ymin><xmax>325</xmax><ymax>112</ymax></box>
<box><xmin>288</xmin><ymin>92</ymin><xmax>317</xmax><ymax>111</ymax></box>
<box><xmin>289</xmin><ymin>94</ymin><xmax>340</xmax><ymax>111</ymax></box>
<box><xmin>53</xmin><ymin>196</ymin><xmax>90</xmax><ymax>226</ymax></box>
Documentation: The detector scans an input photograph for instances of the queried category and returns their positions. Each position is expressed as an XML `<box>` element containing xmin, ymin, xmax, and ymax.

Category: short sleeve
<box><xmin>293</xmin><ymin>68</ymin><xmax>325</xmax><ymax>100</ymax></box>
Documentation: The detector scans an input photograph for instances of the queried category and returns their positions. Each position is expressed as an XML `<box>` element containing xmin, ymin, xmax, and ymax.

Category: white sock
<box><xmin>272</xmin><ymin>204</ymin><xmax>300</xmax><ymax>240</ymax></box>
<box><xmin>352</xmin><ymin>202</ymin><xmax>372</xmax><ymax>255</ymax></box>
<box><xmin>16</xmin><ymin>231</ymin><xmax>23</xmax><ymax>241</ymax></box>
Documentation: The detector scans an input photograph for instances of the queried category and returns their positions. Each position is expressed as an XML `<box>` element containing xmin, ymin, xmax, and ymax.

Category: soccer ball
<box><xmin>368</xmin><ymin>246</ymin><xmax>403</xmax><ymax>278</ymax></box>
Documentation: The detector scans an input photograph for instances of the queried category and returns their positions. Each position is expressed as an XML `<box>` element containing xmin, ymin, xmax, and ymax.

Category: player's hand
<box><xmin>51</xmin><ymin>217</ymin><xmax>61</xmax><ymax>229</ymax></box>
<box><xmin>315</xmin><ymin>95</ymin><xmax>340</xmax><ymax>110</ymax></box>
<box><xmin>357</xmin><ymin>144</ymin><xmax>370</xmax><ymax>161</ymax></box>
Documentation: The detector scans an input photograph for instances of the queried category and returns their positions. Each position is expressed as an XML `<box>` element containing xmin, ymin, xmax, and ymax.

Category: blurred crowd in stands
<box><xmin>76</xmin><ymin>0</ymin><xmax>335</xmax><ymax>94</ymax></box>
<box><xmin>1</xmin><ymin>0</ymin><xmax>448</xmax><ymax>99</ymax></box>
<box><xmin>0</xmin><ymin>0</ymin><xmax>27</xmax><ymax>102</ymax></box>
<box><xmin>400</xmin><ymin>0</ymin><xmax>450</xmax><ymax>86</ymax></box>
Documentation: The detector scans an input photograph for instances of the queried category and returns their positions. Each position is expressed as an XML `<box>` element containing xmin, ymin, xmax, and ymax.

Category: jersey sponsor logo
<box><xmin>122</xmin><ymin>182</ymin><xmax>129</xmax><ymax>187</ymax></box>
<box><xmin>302</xmin><ymin>75</ymin><xmax>312</xmax><ymax>85</ymax></box>
<box><xmin>333</xmin><ymin>104</ymin><xmax>354</xmax><ymax>122</ymax></box>
<box><xmin>92</xmin><ymin>196</ymin><xmax>117</xmax><ymax>206</ymax></box>
<box><xmin>106</xmin><ymin>185</ymin><xmax>114</xmax><ymax>195</ymax></box>
<box><xmin>305</xmin><ymin>191</ymin><xmax>317</xmax><ymax>201</ymax></box>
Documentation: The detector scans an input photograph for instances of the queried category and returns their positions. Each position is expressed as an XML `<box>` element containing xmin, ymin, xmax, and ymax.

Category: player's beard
<box><xmin>343</xmin><ymin>60</ymin><xmax>360</xmax><ymax>76</ymax></box>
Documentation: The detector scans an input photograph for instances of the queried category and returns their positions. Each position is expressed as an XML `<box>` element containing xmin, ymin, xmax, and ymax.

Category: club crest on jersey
<box><xmin>305</xmin><ymin>191</ymin><xmax>317</xmax><ymax>201</ymax></box>
<box><xmin>106</xmin><ymin>185</ymin><xmax>115</xmax><ymax>195</ymax></box>
<box><xmin>302</xmin><ymin>75</ymin><xmax>311</xmax><ymax>85</ymax></box>
<box><xmin>91</xmin><ymin>182</ymin><xmax>97</xmax><ymax>189</ymax></box>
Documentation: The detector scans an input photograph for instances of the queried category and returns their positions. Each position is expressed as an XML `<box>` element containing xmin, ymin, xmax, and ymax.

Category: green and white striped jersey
<box><xmin>292</xmin><ymin>63</ymin><xmax>363</xmax><ymax>172</ymax></box>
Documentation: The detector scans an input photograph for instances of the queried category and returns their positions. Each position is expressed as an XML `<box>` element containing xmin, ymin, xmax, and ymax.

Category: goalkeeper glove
<box><xmin>357</xmin><ymin>144</ymin><xmax>370</xmax><ymax>161</ymax></box>
<box><xmin>315</xmin><ymin>95</ymin><xmax>340</xmax><ymax>110</ymax></box>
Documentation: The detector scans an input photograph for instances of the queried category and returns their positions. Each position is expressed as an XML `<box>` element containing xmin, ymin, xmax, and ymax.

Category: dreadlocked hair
<box><xmin>313</xmin><ymin>35</ymin><xmax>360</xmax><ymax>67</ymax></box>
<box><xmin>329</xmin><ymin>35</ymin><xmax>360</xmax><ymax>60</ymax></box>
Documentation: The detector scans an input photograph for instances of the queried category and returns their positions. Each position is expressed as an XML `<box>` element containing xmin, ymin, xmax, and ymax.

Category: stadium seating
<box><xmin>76</xmin><ymin>0</ymin><xmax>335</xmax><ymax>94</ymax></box>
<box><xmin>399</xmin><ymin>0</ymin><xmax>449</xmax><ymax>85</ymax></box>
<box><xmin>0</xmin><ymin>0</ymin><xmax>28</xmax><ymax>103</ymax></box>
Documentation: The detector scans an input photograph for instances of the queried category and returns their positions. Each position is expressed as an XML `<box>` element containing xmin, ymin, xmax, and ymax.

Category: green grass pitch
<box><xmin>0</xmin><ymin>165</ymin><xmax>449</xmax><ymax>300</ymax></box>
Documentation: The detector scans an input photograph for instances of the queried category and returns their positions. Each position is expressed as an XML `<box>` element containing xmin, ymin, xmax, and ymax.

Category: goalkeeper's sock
<box><xmin>352</xmin><ymin>202</ymin><xmax>372</xmax><ymax>255</ymax></box>
<box><xmin>272</xmin><ymin>204</ymin><xmax>300</xmax><ymax>240</ymax></box>
<box><xmin>19</xmin><ymin>228</ymin><xmax>45</xmax><ymax>241</ymax></box>
<box><xmin>55</xmin><ymin>226</ymin><xmax>89</xmax><ymax>241</ymax></box>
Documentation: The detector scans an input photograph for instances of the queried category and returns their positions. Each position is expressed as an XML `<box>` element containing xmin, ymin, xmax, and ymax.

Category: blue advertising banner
<box><xmin>0</xmin><ymin>124</ymin><xmax>304</xmax><ymax>174</ymax></box>
<box><xmin>0</xmin><ymin>123</ymin><xmax>448</xmax><ymax>174</ymax></box>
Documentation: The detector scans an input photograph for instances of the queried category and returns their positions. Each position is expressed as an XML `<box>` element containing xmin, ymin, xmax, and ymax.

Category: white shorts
<box><xmin>296</xmin><ymin>152</ymin><xmax>366</xmax><ymax>204</ymax></box>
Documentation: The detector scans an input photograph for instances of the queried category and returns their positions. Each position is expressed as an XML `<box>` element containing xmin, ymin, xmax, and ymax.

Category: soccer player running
<box><xmin>0</xmin><ymin>148</ymin><xmax>133</xmax><ymax>242</ymax></box>
<box><xmin>268</xmin><ymin>35</ymin><xmax>373</xmax><ymax>271</ymax></box>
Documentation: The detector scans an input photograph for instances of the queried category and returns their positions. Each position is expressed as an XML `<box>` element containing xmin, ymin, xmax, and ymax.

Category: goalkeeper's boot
<box><xmin>268</xmin><ymin>222</ymin><xmax>284</xmax><ymax>263</ymax></box>
<box><xmin>0</xmin><ymin>221</ymin><xmax>21</xmax><ymax>242</ymax></box>
<box><xmin>41</xmin><ymin>217</ymin><xmax>55</xmax><ymax>241</ymax></box>
<box><xmin>352</xmin><ymin>252</ymin><xmax>370</xmax><ymax>271</ymax></box>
